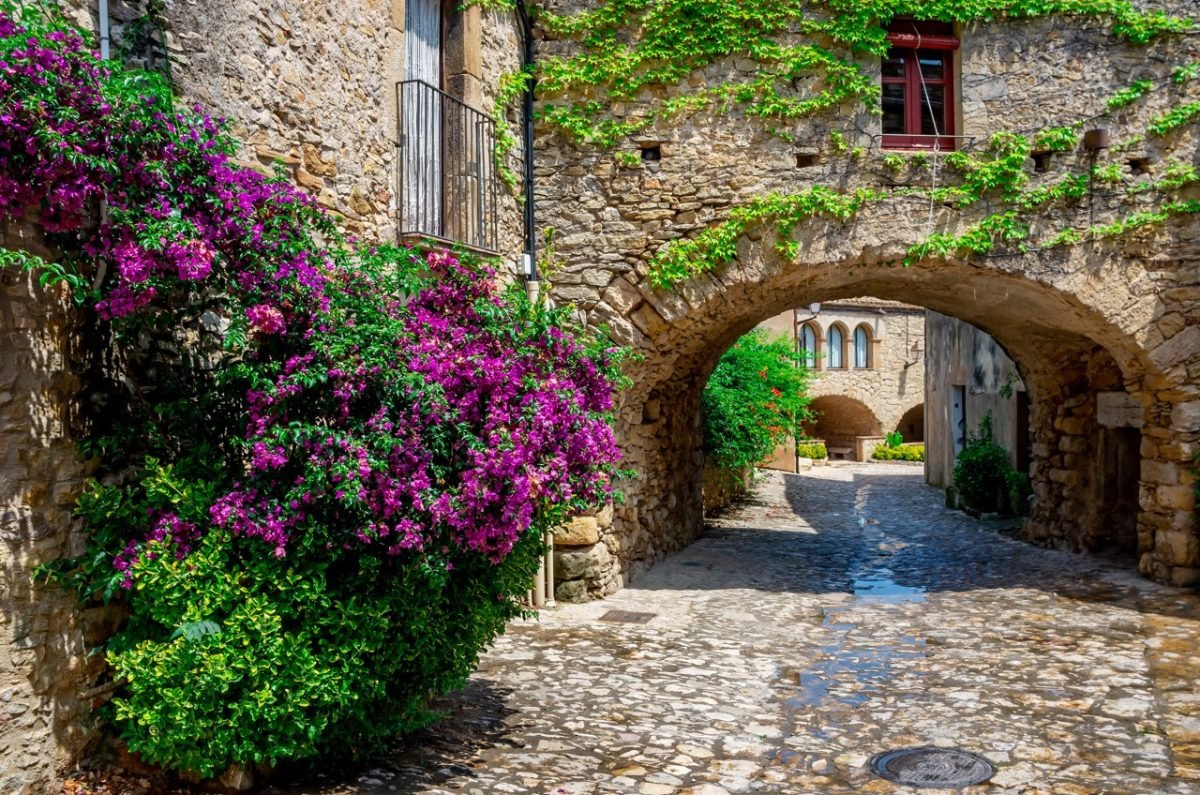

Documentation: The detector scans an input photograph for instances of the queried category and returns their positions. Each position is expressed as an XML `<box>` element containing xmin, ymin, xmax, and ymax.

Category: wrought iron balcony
<box><xmin>396</xmin><ymin>79</ymin><xmax>501</xmax><ymax>254</ymax></box>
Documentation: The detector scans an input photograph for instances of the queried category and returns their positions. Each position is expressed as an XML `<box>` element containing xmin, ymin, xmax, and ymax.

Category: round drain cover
<box><xmin>869</xmin><ymin>747</ymin><xmax>995</xmax><ymax>788</ymax></box>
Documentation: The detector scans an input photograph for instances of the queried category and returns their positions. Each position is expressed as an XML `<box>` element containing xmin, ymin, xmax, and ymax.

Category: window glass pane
<box><xmin>918</xmin><ymin>53</ymin><xmax>944</xmax><ymax>80</ymax></box>
<box><xmin>854</xmin><ymin>327</ymin><xmax>869</xmax><ymax>368</ymax></box>
<box><xmin>918</xmin><ymin>84</ymin><xmax>946</xmax><ymax>136</ymax></box>
<box><xmin>882</xmin><ymin>51</ymin><xmax>905</xmax><ymax>78</ymax></box>
<box><xmin>801</xmin><ymin>325</ymin><xmax>816</xmax><ymax>368</ymax></box>
<box><xmin>829</xmin><ymin>328</ymin><xmax>843</xmax><ymax>368</ymax></box>
<box><xmin>882</xmin><ymin>83</ymin><xmax>906</xmax><ymax>135</ymax></box>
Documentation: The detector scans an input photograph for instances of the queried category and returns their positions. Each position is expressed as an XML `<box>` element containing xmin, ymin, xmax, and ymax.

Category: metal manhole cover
<box><xmin>598</xmin><ymin>610</ymin><xmax>656</xmax><ymax>624</ymax></box>
<box><xmin>869</xmin><ymin>747</ymin><xmax>995</xmax><ymax>788</ymax></box>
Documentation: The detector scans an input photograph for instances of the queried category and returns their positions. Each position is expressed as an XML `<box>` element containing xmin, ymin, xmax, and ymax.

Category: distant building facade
<box><xmin>758</xmin><ymin>298</ymin><xmax>926</xmax><ymax>465</ymax></box>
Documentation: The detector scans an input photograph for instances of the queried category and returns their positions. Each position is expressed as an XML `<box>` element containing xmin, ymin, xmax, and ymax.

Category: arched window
<box><xmin>828</xmin><ymin>325</ymin><xmax>845</xmax><ymax>368</ymax></box>
<box><xmin>853</xmin><ymin>325</ymin><xmax>871</xmax><ymax>369</ymax></box>
<box><xmin>799</xmin><ymin>323</ymin><xmax>818</xmax><ymax>368</ymax></box>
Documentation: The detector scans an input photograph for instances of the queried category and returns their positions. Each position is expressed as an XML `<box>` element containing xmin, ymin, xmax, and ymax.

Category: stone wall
<box><xmin>534</xmin><ymin>5</ymin><xmax>1200</xmax><ymax>595</ymax></box>
<box><xmin>57</xmin><ymin>0</ymin><xmax>527</xmax><ymax>257</ymax></box>
<box><xmin>925</xmin><ymin>310</ymin><xmax>1028</xmax><ymax>489</ymax></box>
<box><xmin>0</xmin><ymin>221</ymin><xmax>97</xmax><ymax>793</ymax></box>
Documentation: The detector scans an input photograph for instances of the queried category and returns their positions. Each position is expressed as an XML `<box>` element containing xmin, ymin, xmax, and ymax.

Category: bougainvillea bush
<box><xmin>702</xmin><ymin>330</ymin><xmax>815</xmax><ymax>474</ymax></box>
<box><xmin>1</xmin><ymin>1</ymin><xmax>625</xmax><ymax>777</ymax></box>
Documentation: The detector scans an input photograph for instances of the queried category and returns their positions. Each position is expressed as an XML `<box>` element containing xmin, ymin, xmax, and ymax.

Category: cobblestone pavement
<box><xmin>287</xmin><ymin>466</ymin><xmax>1200</xmax><ymax>795</ymax></box>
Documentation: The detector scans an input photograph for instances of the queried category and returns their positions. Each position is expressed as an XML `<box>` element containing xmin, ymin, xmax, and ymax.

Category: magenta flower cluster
<box><xmin>212</xmin><ymin>249</ymin><xmax>622</xmax><ymax>563</ymax></box>
<box><xmin>0</xmin><ymin>7</ymin><xmax>332</xmax><ymax>321</ymax></box>
<box><xmin>0</xmin><ymin>7</ymin><xmax>624</xmax><ymax>581</ymax></box>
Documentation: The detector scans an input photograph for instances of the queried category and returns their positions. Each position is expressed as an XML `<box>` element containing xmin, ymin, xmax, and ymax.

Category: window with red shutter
<box><xmin>881</xmin><ymin>20</ymin><xmax>959</xmax><ymax>151</ymax></box>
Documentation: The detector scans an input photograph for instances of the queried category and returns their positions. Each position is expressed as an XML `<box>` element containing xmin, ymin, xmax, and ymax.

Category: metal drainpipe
<box><xmin>99</xmin><ymin>0</ymin><xmax>111</xmax><ymax>59</ymax></box>
<box><xmin>515</xmin><ymin>0</ymin><xmax>537</xmax><ymax>281</ymax></box>
<box><xmin>544</xmin><ymin>529</ymin><xmax>556</xmax><ymax>607</ymax></box>
<box><xmin>93</xmin><ymin>0</ymin><xmax>111</xmax><ymax>291</ymax></box>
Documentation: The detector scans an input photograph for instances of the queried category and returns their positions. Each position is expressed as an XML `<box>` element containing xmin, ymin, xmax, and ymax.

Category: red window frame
<box><xmin>881</xmin><ymin>20</ymin><xmax>958</xmax><ymax>151</ymax></box>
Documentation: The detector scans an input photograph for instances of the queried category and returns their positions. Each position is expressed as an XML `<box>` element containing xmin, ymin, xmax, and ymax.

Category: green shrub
<box><xmin>106</xmin><ymin>522</ymin><xmax>544</xmax><ymax>775</ymax></box>
<box><xmin>952</xmin><ymin>414</ymin><xmax>1022</xmax><ymax>514</ymax></box>
<box><xmin>873</xmin><ymin>443</ymin><xmax>924</xmax><ymax>462</ymax></box>
<box><xmin>883</xmin><ymin>430</ymin><xmax>904</xmax><ymax>448</ymax></box>
<box><xmin>796</xmin><ymin>441</ymin><xmax>828</xmax><ymax>460</ymax></box>
<box><xmin>702</xmin><ymin>330</ymin><xmax>815</xmax><ymax>473</ymax></box>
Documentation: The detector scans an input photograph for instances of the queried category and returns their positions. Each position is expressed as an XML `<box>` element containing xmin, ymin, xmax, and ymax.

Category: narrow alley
<box><xmin>290</xmin><ymin>466</ymin><xmax>1200</xmax><ymax>795</ymax></box>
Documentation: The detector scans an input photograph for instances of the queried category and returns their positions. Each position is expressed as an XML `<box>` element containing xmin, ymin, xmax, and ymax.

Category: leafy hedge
<box><xmin>873</xmin><ymin>443</ymin><xmax>925</xmax><ymax>462</ymax></box>
<box><xmin>796</xmin><ymin>441</ymin><xmax>828</xmax><ymax>460</ymax></box>
<box><xmin>2</xmin><ymin>4</ymin><xmax>625</xmax><ymax>778</ymax></box>
<box><xmin>702</xmin><ymin>330</ymin><xmax>815</xmax><ymax>474</ymax></box>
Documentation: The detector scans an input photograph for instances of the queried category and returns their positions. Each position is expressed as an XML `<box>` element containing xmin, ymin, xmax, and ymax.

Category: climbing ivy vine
<box><xmin>481</xmin><ymin>0</ymin><xmax>1199</xmax><ymax>288</ymax></box>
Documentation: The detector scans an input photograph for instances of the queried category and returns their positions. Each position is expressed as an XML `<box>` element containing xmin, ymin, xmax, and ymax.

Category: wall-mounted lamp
<box><xmin>906</xmin><ymin>338</ymin><xmax>924</xmax><ymax>365</ymax></box>
<box><xmin>808</xmin><ymin>302</ymin><xmax>821</xmax><ymax>315</ymax></box>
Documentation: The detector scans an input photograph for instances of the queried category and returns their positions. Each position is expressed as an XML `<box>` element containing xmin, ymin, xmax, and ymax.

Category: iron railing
<box><xmin>396</xmin><ymin>79</ymin><xmax>500</xmax><ymax>253</ymax></box>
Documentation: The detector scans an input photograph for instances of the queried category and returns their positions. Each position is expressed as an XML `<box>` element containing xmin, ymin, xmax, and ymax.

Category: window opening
<box><xmin>882</xmin><ymin>20</ymin><xmax>958</xmax><ymax>151</ymax></box>
<box><xmin>828</xmin><ymin>326</ymin><xmax>845</xmax><ymax>369</ymax></box>
<box><xmin>799</xmin><ymin>323</ymin><xmax>818</xmax><ymax>368</ymax></box>
<box><xmin>853</xmin><ymin>326</ymin><xmax>870</xmax><ymax>368</ymax></box>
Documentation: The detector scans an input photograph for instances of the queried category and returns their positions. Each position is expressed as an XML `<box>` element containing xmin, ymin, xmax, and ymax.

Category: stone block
<box><xmin>1168</xmin><ymin>566</ymin><xmax>1200</xmax><ymax>588</ymax></box>
<box><xmin>554</xmin><ymin>579</ymin><xmax>589</xmax><ymax>603</ymax></box>
<box><xmin>555</xmin><ymin>542</ymin><xmax>612</xmax><ymax>582</ymax></box>
<box><xmin>555</xmin><ymin>516</ymin><xmax>600</xmax><ymax>546</ymax></box>
<box><xmin>1156</xmin><ymin>485</ymin><xmax>1194</xmax><ymax>511</ymax></box>
<box><xmin>1141</xmin><ymin>460</ymin><xmax>1181</xmax><ymax>486</ymax></box>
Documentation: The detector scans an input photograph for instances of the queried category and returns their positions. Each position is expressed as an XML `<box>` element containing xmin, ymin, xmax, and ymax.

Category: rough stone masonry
<box><xmin>532</xmin><ymin>5</ymin><xmax>1200</xmax><ymax>600</ymax></box>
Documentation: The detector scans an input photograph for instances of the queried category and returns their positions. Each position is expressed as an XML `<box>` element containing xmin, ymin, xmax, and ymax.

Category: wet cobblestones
<box><xmin>289</xmin><ymin>466</ymin><xmax>1200</xmax><ymax>795</ymax></box>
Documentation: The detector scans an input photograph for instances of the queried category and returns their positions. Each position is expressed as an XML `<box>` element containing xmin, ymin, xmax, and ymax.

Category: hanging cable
<box><xmin>910</xmin><ymin>23</ymin><xmax>945</xmax><ymax>239</ymax></box>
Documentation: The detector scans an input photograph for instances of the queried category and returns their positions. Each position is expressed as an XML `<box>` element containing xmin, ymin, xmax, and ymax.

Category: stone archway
<box><xmin>896</xmin><ymin>403</ymin><xmax>925</xmax><ymax>443</ymax></box>
<box><xmin>549</xmin><ymin>206</ymin><xmax>1200</xmax><ymax>594</ymax></box>
<box><xmin>804</xmin><ymin>395</ymin><xmax>882</xmax><ymax>460</ymax></box>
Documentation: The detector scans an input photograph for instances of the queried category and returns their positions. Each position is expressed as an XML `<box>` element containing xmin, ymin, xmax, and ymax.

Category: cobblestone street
<box><xmin>289</xmin><ymin>466</ymin><xmax>1200</xmax><ymax>795</ymax></box>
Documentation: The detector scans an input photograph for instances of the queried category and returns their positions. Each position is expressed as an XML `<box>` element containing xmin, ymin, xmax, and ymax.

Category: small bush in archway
<box><xmin>796</xmin><ymin>440</ymin><xmax>828</xmax><ymax>460</ymax></box>
<box><xmin>953</xmin><ymin>414</ymin><xmax>1024</xmax><ymax>514</ymax></box>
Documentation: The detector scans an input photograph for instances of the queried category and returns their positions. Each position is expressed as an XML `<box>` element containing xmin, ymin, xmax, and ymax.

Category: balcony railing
<box><xmin>396</xmin><ymin>79</ymin><xmax>501</xmax><ymax>254</ymax></box>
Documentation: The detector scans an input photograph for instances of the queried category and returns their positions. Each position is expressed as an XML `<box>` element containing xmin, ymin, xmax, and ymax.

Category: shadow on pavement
<box><xmin>269</xmin><ymin>679</ymin><xmax>520</xmax><ymax>794</ymax></box>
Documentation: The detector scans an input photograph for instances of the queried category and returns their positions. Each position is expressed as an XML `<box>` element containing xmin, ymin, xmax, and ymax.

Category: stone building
<box><xmin>2</xmin><ymin>0</ymin><xmax>530</xmax><ymax>788</ymax></box>
<box><xmin>758</xmin><ymin>299</ymin><xmax>926</xmax><ymax>465</ymax></box>
<box><xmin>532</xmin><ymin>1</ymin><xmax>1200</xmax><ymax>601</ymax></box>
<box><xmin>925</xmin><ymin>310</ymin><xmax>1030</xmax><ymax>490</ymax></box>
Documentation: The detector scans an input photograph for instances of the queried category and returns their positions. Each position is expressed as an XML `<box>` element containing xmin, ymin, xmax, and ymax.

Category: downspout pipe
<box><xmin>515</xmin><ymin>0</ymin><xmax>537</xmax><ymax>281</ymax></box>
<box><xmin>99</xmin><ymin>0</ymin><xmax>111</xmax><ymax>60</ymax></box>
<box><xmin>94</xmin><ymin>0</ymin><xmax>111</xmax><ymax>290</ymax></box>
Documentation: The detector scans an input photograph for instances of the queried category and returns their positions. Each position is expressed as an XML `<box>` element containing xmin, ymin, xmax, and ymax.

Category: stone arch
<box><xmin>561</xmin><ymin>210</ymin><xmax>1200</xmax><ymax>589</ymax></box>
<box><xmin>804</xmin><ymin>395</ymin><xmax>882</xmax><ymax>460</ymax></box>
<box><xmin>896</xmin><ymin>403</ymin><xmax>925</xmax><ymax>443</ymax></box>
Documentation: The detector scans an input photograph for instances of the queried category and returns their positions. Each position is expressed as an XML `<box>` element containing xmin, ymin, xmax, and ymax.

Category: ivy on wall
<box><xmin>481</xmin><ymin>0</ymin><xmax>1199</xmax><ymax>288</ymax></box>
<box><xmin>524</xmin><ymin>0</ymin><xmax>1194</xmax><ymax>147</ymax></box>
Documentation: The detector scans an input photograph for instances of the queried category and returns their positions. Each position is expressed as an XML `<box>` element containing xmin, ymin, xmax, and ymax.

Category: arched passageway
<box><xmin>804</xmin><ymin>396</ymin><xmax>881</xmax><ymax>461</ymax></box>
<box><xmin>547</xmin><ymin>206</ymin><xmax>1200</xmax><ymax>597</ymax></box>
<box><xmin>896</xmin><ymin>403</ymin><xmax>925</xmax><ymax>443</ymax></box>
